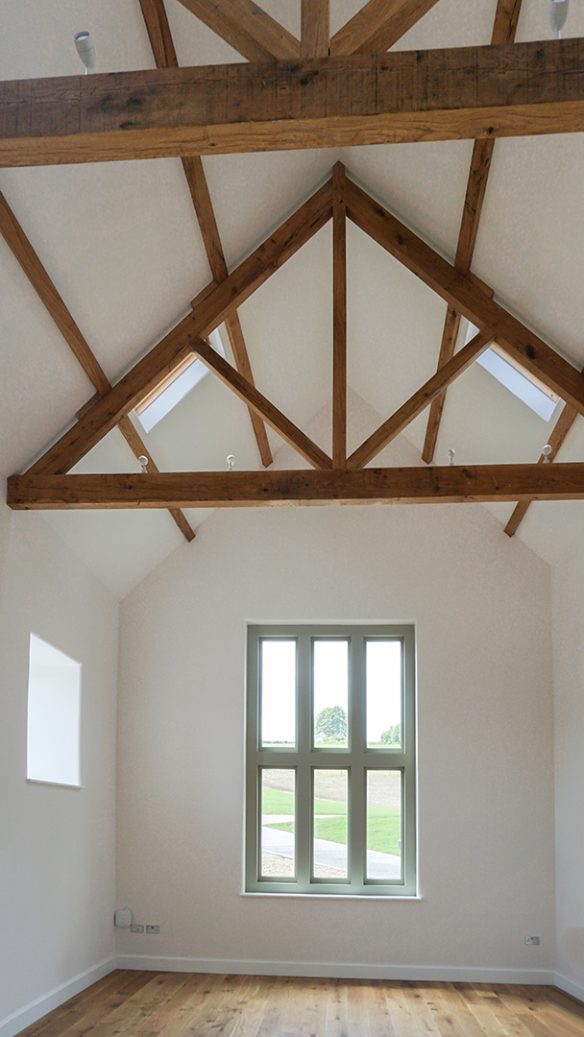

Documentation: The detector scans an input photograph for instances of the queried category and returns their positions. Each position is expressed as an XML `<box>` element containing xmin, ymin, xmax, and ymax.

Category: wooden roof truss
<box><xmin>4</xmin><ymin>0</ymin><xmax>583</xmax><ymax>536</ymax></box>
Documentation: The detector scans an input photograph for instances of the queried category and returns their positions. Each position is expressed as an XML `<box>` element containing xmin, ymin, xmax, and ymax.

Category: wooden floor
<box><xmin>20</xmin><ymin>970</ymin><xmax>584</xmax><ymax>1037</ymax></box>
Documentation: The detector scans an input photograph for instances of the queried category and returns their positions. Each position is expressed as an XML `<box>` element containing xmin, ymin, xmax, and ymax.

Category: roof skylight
<box><xmin>466</xmin><ymin>322</ymin><xmax>559</xmax><ymax>422</ymax></box>
<box><xmin>135</xmin><ymin>328</ymin><xmax>226</xmax><ymax>433</ymax></box>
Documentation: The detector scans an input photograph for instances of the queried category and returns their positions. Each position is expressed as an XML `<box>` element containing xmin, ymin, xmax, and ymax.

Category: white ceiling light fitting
<box><xmin>549</xmin><ymin>0</ymin><xmax>569</xmax><ymax>39</ymax></box>
<box><xmin>73</xmin><ymin>31</ymin><xmax>96</xmax><ymax>73</ymax></box>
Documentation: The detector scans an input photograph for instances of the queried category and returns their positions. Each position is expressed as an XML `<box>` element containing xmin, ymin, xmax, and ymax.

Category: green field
<box><xmin>262</xmin><ymin>785</ymin><xmax>346</xmax><ymax>816</ymax></box>
<box><xmin>262</xmin><ymin>786</ymin><xmax>401</xmax><ymax>855</ymax></box>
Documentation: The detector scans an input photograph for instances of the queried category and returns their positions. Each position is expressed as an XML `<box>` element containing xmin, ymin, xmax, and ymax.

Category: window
<box><xmin>467</xmin><ymin>321</ymin><xmax>560</xmax><ymax>421</ymax></box>
<box><xmin>27</xmin><ymin>634</ymin><xmax>81</xmax><ymax>787</ymax></box>
<box><xmin>245</xmin><ymin>625</ymin><xmax>416</xmax><ymax>896</ymax></box>
<box><xmin>134</xmin><ymin>328</ymin><xmax>226</xmax><ymax>433</ymax></box>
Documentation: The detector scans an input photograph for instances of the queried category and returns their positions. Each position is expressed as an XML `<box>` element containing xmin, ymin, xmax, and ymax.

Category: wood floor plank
<box><xmin>17</xmin><ymin>973</ymin><xmax>584</xmax><ymax>1037</ymax></box>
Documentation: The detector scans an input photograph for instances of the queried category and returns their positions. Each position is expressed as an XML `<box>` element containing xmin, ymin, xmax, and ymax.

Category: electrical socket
<box><xmin>146</xmin><ymin>924</ymin><xmax>160</xmax><ymax>934</ymax></box>
<box><xmin>524</xmin><ymin>935</ymin><xmax>540</xmax><ymax>946</ymax></box>
<box><xmin>130</xmin><ymin>924</ymin><xmax>144</xmax><ymax>934</ymax></box>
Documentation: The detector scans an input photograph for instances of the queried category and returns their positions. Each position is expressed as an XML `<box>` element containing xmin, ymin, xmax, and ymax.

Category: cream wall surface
<box><xmin>552</xmin><ymin>537</ymin><xmax>584</xmax><ymax>998</ymax></box>
<box><xmin>117</xmin><ymin>494</ymin><xmax>554</xmax><ymax>974</ymax></box>
<box><xmin>0</xmin><ymin>500</ymin><xmax>118</xmax><ymax>1026</ymax></box>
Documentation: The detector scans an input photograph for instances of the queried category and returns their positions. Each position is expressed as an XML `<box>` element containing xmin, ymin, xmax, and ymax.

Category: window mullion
<box><xmin>296</xmin><ymin>633</ymin><xmax>311</xmax><ymax>887</ymax></box>
<box><xmin>349</xmin><ymin>633</ymin><xmax>365</xmax><ymax>888</ymax></box>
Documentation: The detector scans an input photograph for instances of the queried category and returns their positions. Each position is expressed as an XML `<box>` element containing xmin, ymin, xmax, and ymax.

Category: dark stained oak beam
<box><xmin>3</xmin><ymin>40</ymin><xmax>584</xmax><ymax>166</ymax></box>
<box><xmin>9</xmin><ymin>464</ymin><xmax>584</xmax><ymax>510</ymax></box>
<box><xmin>344</xmin><ymin>178</ymin><xmax>584</xmax><ymax>416</ymax></box>
<box><xmin>422</xmin><ymin>0</ymin><xmax>523</xmax><ymax>464</ymax></box>
<box><xmin>175</xmin><ymin>0</ymin><xmax>300</xmax><ymax>62</ymax></box>
<box><xmin>330</xmin><ymin>0</ymin><xmax>440</xmax><ymax>55</ymax></box>
<box><xmin>24</xmin><ymin>179</ymin><xmax>332</xmax><ymax>477</ymax></box>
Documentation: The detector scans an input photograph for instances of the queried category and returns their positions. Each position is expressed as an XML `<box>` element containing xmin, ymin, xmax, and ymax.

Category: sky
<box><xmin>260</xmin><ymin>637</ymin><xmax>402</xmax><ymax>746</ymax></box>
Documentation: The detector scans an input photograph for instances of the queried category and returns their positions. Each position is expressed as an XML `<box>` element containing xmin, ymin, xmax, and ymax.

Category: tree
<box><xmin>380</xmin><ymin>724</ymin><xmax>401</xmax><ymax>746</ymax></box>
<box><xmin>315</xmin><ymin>705</ymin><xmax>347</xmax><ymax>742</ymax></box>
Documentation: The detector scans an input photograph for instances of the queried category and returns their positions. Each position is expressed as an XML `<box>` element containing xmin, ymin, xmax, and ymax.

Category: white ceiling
<box><xmin>1</xmin><ymin>0</ymin><xmax>583</xmax><ymax>597</ymax></box>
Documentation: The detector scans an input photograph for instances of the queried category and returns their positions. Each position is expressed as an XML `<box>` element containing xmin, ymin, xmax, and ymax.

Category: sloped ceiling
<box><xmin>1</xmin><ymin>0</ymin><xmax>583</xmax><ymax>598</ymax></box>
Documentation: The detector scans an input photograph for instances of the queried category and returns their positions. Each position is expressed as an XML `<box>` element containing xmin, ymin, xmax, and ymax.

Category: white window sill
<box><xmin>26</xmin><ymin>778</ymin><xmax>83</xmax><ymax>790</ymax></box>
<box><xmin>241</xmin><ymin>892</ymin><xmax>422</xmax><ymax>901</ymax></box>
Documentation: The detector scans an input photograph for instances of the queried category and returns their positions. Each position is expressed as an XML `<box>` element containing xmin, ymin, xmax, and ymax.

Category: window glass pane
<box><xmin>260</xmin><ymin>769</ymin><xmax>296</xmax><ymax>878</ymax></box>
<box><xmin>27</xmin><ymin>634</ymin><xmax>81</xmax><ymax>787</ymax></box>
<box><xmin>366</xmin><ymin>640</ymin><xmax>402</xmax><ymax>748</ymax></box>
<box><xmin>313</xmin><ymin>640</ymin><xmax>349</xmax><ymax>748</ymax></box>
<box><xmin>366</xmin><ymin>770</ymin><xmax>402</xmax><ymax>881</ymax></box>
<box><xmin>313</xmin><ymin>770</ymin><xmax>348</xmax><ymax>879</ymax></box>
<box><xmin>260</xmin><ymin>640</ymin><xmax>296</xmax><ymax>748</ymax></box>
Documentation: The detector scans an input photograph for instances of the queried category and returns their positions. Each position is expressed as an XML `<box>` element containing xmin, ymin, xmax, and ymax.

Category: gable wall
<box><xmin>116</xmin><ymin>500</ymin><xmax>554</xmax><ymax>977</ymax></box>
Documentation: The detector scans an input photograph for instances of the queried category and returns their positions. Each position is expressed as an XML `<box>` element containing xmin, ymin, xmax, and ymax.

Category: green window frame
<box><xmin>245</xmin><ymin>624</ymin><xmax>417</xmax><ymax>896</ymax></box>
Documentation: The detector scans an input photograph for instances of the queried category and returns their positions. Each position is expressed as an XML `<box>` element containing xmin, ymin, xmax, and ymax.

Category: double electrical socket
<box><xmin>130</xmin><ymin>923</ymin><xmax>160</xmax><ymax>934</ymax></box>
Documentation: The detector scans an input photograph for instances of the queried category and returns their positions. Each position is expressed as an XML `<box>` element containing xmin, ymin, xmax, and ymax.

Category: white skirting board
<box><xmin>554</xmin><ymin>972</ymin><xmax>584</xmax><ymax>1004</ymax></box>
<box><xmin>115</xmin><ymin>955</ymin><xmax>556</xmax><ymax>985</ymax></box>
<box><xmin>0</xmin><ymin>958</ymin><xmax>117</xmax><ymax>1037</ymax></box>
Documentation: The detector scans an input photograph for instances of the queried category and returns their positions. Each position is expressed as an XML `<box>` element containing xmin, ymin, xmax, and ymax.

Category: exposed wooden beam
<box><xmin>3</xmin><ymin>40</ymin><xmax>584</xmax><ymax>166</ymax></box>
<box><xmin>139</xmin><ymin>0</ymin><xmax>179</xmax><ymax>66</ymax></box>
<box><xmin>421</xmin><ymin>307</ymin><xmax>462</xmax><ymax>464</ymax></box>
<box><xmin>331</xmin><ymin>0</ymin><xmax>440</xmax><ymax>55</ymax></box>
<box><xmin>116</xmin><ymin>417</ymin><xmax>195</xmax><ymax>542</ymax></box>
<box><xmin>24</xmin><ymin>179</ymin><xmax>333</xmax><ymax>476</ymax></box>
<box><xmin>348</xmin><ymin>329</ymin><xmax>494</xmax><ymax>468</ymax></box>
<box><xmin>9</xmin><ymin>464</ymin><xmax>584</xmax><ymax>510</ymax></box>
<box><xmin>344</xmin><ymin>177</ymin><xmax>584</xmax><ymax>416</ymax></box>
<box><xmin>139</xmin><ymin>0</ymin><xmax>272</xmax><ymax>467</ymax></box>
<box><xmin>193</xmin><ymin>339</ymin><xmax>332</xmax><ymax>469</ymax></box>
<box><xmin>492</xmin><ymin>0</ymin><xmax>523</xmax><ymax>43</ymax></box>
<box><xmin>0</xmin><ymin>189</ymin><xmax>195</xmax><ymax>542</ymax></box>
<box><xmin>0</xmin><ymin>191</ymin><xmax>109</xmax><ymax>393</ymax></box>
<box><xmin>301</xmin><ymin>0</ymin><xmax>329</xmax><ymax>58</ymax></box>
<box><xmin>422</xmin><ymin>0</ymin><xmax>523</xmax><ymax>464</ymax></box>
<box><xmin>182</xmin><ymin>158</ymin><xmax>273</xmax><ymax>466</ymax></box>
<box><xmin>504</xmin><ymin>404</ymin><xmax>580</xmax><ymax>537</ymax></box>
<box><xmin>332</xmin><ymin>163</ymin><xmax>347</xmax><ymax>468</ymax></box>
<box><xmin>174</xmin><ymin>0</ymin><xmax>300</xmax><ymax>61</ymax></box>
<box><xmin>222</xmin><ymin>315</ymin><xmax>273</xmax><ymax>466</ymax></box>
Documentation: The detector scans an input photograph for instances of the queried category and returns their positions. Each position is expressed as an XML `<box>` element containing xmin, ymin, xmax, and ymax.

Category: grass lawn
<box><xmin>262</xmin><ymin>786</ymin><xmax>346</xmax><ymax>816</ymax></box>
<box><xmin>262</xmin><ymin>786</ymin><xmax>401</xmax><ymax>855</ymax></box>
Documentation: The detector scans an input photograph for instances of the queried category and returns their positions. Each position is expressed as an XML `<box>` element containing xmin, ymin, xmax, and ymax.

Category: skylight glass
<box><xmin>466</xmin><ymin>322</ymin><xmax>559</xmax><ymax>422</ymax></box>
<box><xmin>135</xmin><ymin>328</ymin><xmax>226</xmax><ymax>433</ymax></box>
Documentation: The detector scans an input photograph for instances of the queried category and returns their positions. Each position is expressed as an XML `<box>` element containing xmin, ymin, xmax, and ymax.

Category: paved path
<box><xmin>262</xmin><ymin>825</ymin><xmax>401</xmax><ymax>880</ymax></box>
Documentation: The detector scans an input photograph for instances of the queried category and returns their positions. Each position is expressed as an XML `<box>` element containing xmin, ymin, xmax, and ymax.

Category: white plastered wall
<box><xmin>116</xmin><ymin>435</ymin><xmax>555</xmax><ymax>976</ymax></box>
<box><xmin>0</xmin><ymin>499</ymin><xmax>118</xmax><ymax>1030</ymax></box>
<box><xmin>552</xmin><ymin>536</ymin><xmax>584</xmax><ymax>999</ymax></box>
